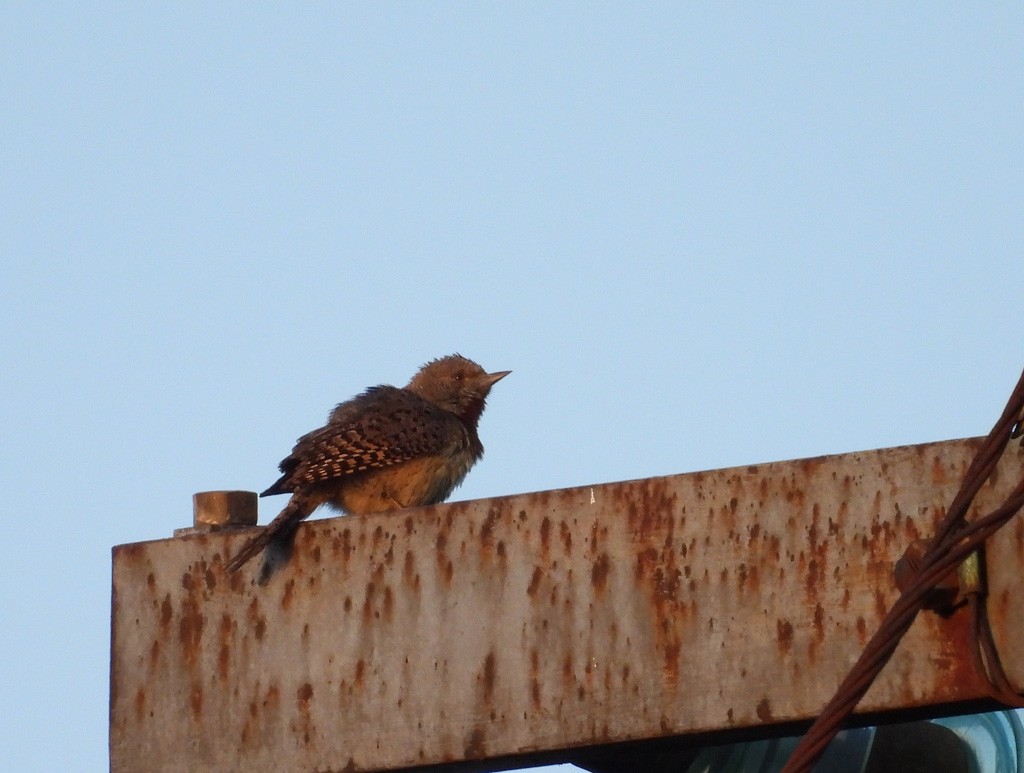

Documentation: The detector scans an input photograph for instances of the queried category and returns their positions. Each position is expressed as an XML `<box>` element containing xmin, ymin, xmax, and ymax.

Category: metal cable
<box><xmin>781</xmin><ymin>368</ymin><xmax>1024</xmax><ymax>772</ymax></box>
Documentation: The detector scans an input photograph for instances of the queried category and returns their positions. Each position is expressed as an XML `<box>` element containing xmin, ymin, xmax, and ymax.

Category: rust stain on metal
<box><xmin>856</xmin><ymin>616</ymin><xmax>868</xmax><ymax>643</ymax></box>
<box><xmin>148</xmin><ymin>639</ymin><xmax>160</xmax><ymax>671</ymax></box>
<box><xmin>539</xmin><ymin>515</ymin><xmax>552</xmax><ymax>555</ymax></box>
<box><xmin>591</xmin><ymin>552</ymin><xmax>611</xmax><ymax>593</ymax></box>
<box><xmin>737</xmin><ymin>562</ymin><xmax>748</xmax><ymax>593</ymax></box>
<box><xmin>928</xmin><ymin>604</ymin><xmax>983</xmax><ymax>701</ymax></box>
<box><xmin>178</xmin><ymin>594</ymin><xmax>203</xmax><ymax>668</ymax></box>
<box><xmin>217</xmin><ymin>612</ymin><xmax>232</xmax><ymax>681</ymax></box>
<box><xmin>777</xmin><ymin>619</ymin><xmax>794</xmax><ymax>653</ymax></box>
<box><xmin>625</xmin><ymin>480</ymin><xmax>687</xmax><ymax>687</ymax></box>
<box><xmin>246</xmin><ymin>597</ymin><xmax>266</xmax><ymax>641</ymax></box>
<box><xmin>527</xmin><ymin>566</ymin><xmax>542</xmax><ymax>597</ymax></box>
<box><xmin>464</xmin><ymin>727</ymin><xmax>486</xmax><ymax>758</ymax></box>
<box><xmin>530</xmin><ymin>649</ymin><xmax>541</xmax><ymax>708</ymax></box>
<box><xmin>134</xmin><ymin>687</ymin><xmax>146</xmax><ymax>720</ymax></box>
<box><xmin>296</xmin><ymin>683</ymin><xmax>315</xmax><ymax>743</ymax></box>
<box><xmin>482</xmin><ymin>652</ymin><xmax>496</xmax><ymax>701</ymax></box>
<box><xmin>562</xmin><ymin>652</ymin><xmax>574</xmax><ymax>686</ymax></box>
<box><xmin>159</xmin><ymin>594</ymin><xmax>172</xmax><ymax>628</ymax></box>
<box><xmin>434</xmin><ymin>530</ymin><xmax>456</xmax><ymax>588</ymax></box>
<box><xmin>110</xmin><ymin>437</ymin><xmax>1024</xmax><ymax>773</ymax></box>
<box><xmin>402</xmin><ymin>549</ymin><xmax>417</xmax><ymax>590</ymax></box>
<box><xmin>362</xmin><ymin>581</ymin><xmax>376</xmax><ymax>621</ymax></box>
<box><xmin>480</xmin><ymin>507</ymin><xmax>500</xmax><ymax>553</ymax></box>
<box><xmin>331</xmin><ymin>527</ymin><xmax>353</xmax><ymax>563</ymax></box>
<box><xmin>559</xmin><ymin>520</ymin><xmax>573</xmax><ymax>554</ymax></box>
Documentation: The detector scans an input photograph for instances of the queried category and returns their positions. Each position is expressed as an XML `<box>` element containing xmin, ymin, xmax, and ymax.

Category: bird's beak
<box><xmin>482</xmin><ymin>370</ymin><xmax>511</xmax><ymax>388</ymax></box>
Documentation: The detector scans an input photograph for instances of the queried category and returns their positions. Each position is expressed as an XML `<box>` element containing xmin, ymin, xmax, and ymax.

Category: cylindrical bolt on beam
<box><xmin>174</xmin><ymin>491</ymin><xmax>258</xmax><ymax>536</ymax></box>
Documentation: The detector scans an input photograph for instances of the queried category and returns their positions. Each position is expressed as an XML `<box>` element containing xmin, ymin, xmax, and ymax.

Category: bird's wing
<box><xmin>264</xmin><ymin>386</ymin><xmax>467</xmax><ymax>495</ymax></box>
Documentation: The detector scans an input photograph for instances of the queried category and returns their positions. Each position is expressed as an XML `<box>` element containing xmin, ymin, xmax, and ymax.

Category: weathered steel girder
<box><xmin>110</xmin><ymin>437</ymin><xmax>1024</xmax><ymax>772</ymax></box>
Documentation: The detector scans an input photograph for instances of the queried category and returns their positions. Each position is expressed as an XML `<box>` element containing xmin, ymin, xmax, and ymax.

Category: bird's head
<box><xmin>408</xmin><ymin>354</ymin><xmax>510</xmax><ymax>425</ymax></box>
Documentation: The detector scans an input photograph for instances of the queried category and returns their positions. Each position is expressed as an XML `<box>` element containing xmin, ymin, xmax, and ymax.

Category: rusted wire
<box><xmin>967</xmin><ymin>593</ymin><xmax>1024</xmax><ymax>708</ymax></box>
<box><xmin>781</xmin><ymin>368</ymin><xmax>1024</xmax><ymax>773</ymax></box>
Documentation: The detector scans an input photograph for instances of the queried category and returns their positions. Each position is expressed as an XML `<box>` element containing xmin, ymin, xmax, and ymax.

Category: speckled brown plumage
<box><xmin>225</xmin><ymin>355</ymin><xmax>509</xmax><ymax>578</ymax></box>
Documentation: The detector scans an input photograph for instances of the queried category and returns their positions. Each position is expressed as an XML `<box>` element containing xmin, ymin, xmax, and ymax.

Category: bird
<box><xmin>225</xmin><ymin>354</ymin><xmax>509</xmax><ymax>578</ymax></box>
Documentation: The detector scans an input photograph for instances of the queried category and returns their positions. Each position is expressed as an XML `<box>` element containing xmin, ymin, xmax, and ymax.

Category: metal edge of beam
<box><xmin>110</xmin><ymin>437</ymin><xmax>1024</xmax><ymax>772</ymax></box>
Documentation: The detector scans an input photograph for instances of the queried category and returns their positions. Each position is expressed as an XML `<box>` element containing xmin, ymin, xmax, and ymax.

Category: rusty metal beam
<box><xmin>109</xmin><ymin>437</ymin><xmax>1024</xmax><ymax>772</ymax></box>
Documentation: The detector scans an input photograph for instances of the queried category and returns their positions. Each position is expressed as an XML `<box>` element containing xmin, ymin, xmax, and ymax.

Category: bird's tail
<box><xmin>225</xmin><ymin>496</ymin><xmax>312</xmax><ymax>574</ymax></box>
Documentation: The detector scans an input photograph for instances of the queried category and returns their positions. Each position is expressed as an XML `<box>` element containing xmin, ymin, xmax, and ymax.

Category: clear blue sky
<box><xmin>2</xmin><ymin>5</ymin><xmax>1022</xmax><ymax>772</ymax></box>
